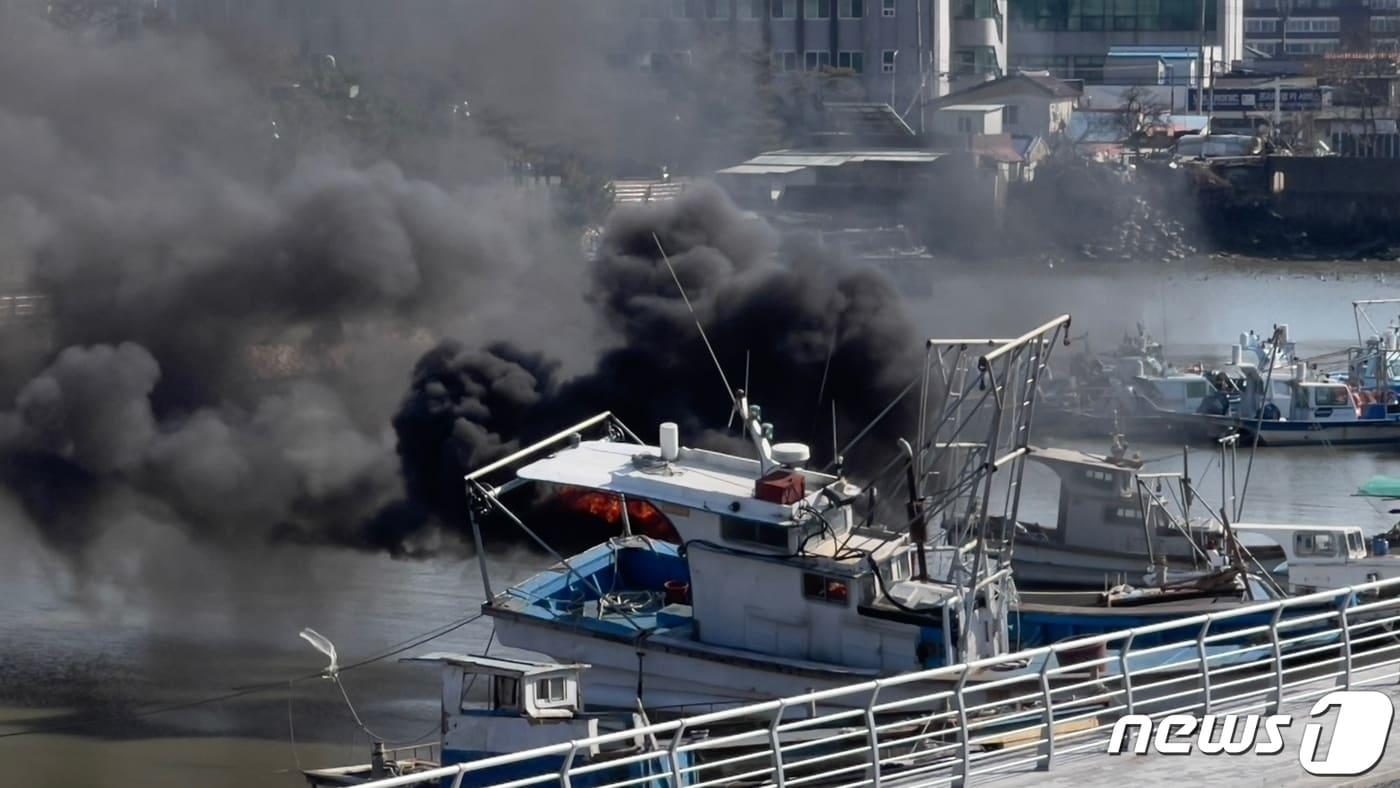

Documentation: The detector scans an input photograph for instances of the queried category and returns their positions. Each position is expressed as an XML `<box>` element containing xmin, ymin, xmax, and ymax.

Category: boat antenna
<box><xmin>899</xmin><ymin>438</ymin><xmax>930</xmax><ymax>581</ymax></box>
<box><xmin>653</xmin><ymin>233</ymin><xmax>735</xmax><ymax>409</ymax></box>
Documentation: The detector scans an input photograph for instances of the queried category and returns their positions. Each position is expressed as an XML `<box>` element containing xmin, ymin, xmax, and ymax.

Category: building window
<box><xmin>1372</xmin><ymin>15</ymin><xmax>1400</xmax><ymax>31</ymax></box>
<box><xmin>1284</xmin><ymin>38</ymin><xmax>1340</xmax><ymax>53</ymax></box>
<box><xmin>1286</xmin><ymin>16</ymin><xmax>1339</xmax><ymax>32</ymax></box>
<box><xmin>805</xmin><ymin>0</ymin><xmax>832</xmax><ymax>16</ymax></box>
<box><xmin>1372</xmin><ymin>0</ymin><xmax>1400</xmax><ymax>9</ymax></box>
<box><xmin>742</xmin><ymin>0</ymin><xmax>767</xmax><ymax>17</ymax></box>
<box><xmin>882</xmin><ymin>48</ymin><xmax>897</xmax><ymax>72</ymax></box>
<box><xmin>954</xmin><ymin>49</ymin><xmax>976</xmax><ymax>75</ymax></box>
<box><xmin>883</xmin><ymin>0</ymin><xmax>897</xmax><ymax>15</ymax></box>
<box><xmin>804</xmin><ymin>50</ymin><xmax>832</xmax><ymax>70</ymax></box>
<box><xmin>773</xmin><ymin>50</ymin><xmax>800</xmax><ymax>70</ymax></box>
<box><xmin>802</xmin><ymin>572</ymin><xmax>851</xmax><ymax>605</ymax></box>
<box><xmin>1005</xmin><ymin>105</ymin><xmax>1020</xmax><ymax>125</ymax></box>
<box><xmin>707</xmin><ymin>0</ymin><xmax>731</xmax><ymax>18</ymax></box>
<box><xmin>772</xmin><ymin>0</ymin><xmax>797</xmax><ymax>16</ymax></box>
<box><xmin>837</xmin><ymin>50</ymin><xmax>865</xmax><ymax>72</ymax></box>
<box><xmin>956</xmin><ymin>0</ymin><xmax>998</xmax><ymax>18</ymax></box>
<box><xmin>1010</xmin><ymin>0</ymin><xmax>1215</xmax><ymax>32</ymax></box>
<box><xmin>957</xmin><ymin>116</ymin><xmax>974</xmax><ymax>133</ymax></box>
<box><xmin>1244</xmin><ymin>17</ymin><xmax>1278</xmax><ymax>32</ymax></box>
<box><xmin>839</xmin><ymin>0</ymin><xmax>866</xmax><ymax>16</ymax></box>
<box><xmin>1072</xmin><ymin>54</ymin><xmax>1105</xmax><ymax>83</ymax></box>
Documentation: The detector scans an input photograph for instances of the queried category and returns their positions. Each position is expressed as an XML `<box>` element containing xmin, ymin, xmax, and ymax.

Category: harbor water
<box><xmin>3</xmin><ymin>257</ymin><xmax>1399</xmax><ymax>786</ymax></box>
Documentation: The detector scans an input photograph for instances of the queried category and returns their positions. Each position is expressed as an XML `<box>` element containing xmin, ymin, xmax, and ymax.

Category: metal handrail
<box><xmin>346</xmin><ymin>576</ymin><xmax>1400</xmax><ymax>788</ymax></box>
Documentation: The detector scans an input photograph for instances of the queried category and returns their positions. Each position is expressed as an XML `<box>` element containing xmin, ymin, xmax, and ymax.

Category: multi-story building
<box><xmin>145</xmin><ymin>0</ymin><xmax>1007</xmax><ymax>130</ymax></box>
<box><xmin>1006</xmin><ymin>0</ymin><xmax>1243</xmax><ymax>84</ymax></box>
<box><xmin>1242</xmin><ymin>0</ymin><xmax>1400</xmax><ymax>55</ymax></box>
<box><xmin>625</xmin><ymin>0</ymin><xmax>1010</xmax><ymax>118</ymax></box>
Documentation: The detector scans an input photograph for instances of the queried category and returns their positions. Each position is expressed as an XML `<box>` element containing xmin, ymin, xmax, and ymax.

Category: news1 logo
<box><xmin>1106</xmin><ymin>690</ymin><xmax>1396</xmax><ymax>776</ymax></box>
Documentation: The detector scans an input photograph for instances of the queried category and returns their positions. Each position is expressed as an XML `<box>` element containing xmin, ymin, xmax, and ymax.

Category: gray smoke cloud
<box><xmin>0</xmin><ymin>3</ymin><xmax>839</xmax><ymax>567</ymax></box>
<box><xmin>0</xmin><ymin>7</ymin><xmax>600</xmax><ymax>562</ymax></box>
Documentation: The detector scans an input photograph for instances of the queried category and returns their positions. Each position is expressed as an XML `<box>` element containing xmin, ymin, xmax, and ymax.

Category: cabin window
<box><xmin>493</xmin><ymin>676</ymin><xmax>519</xmax><ymax>709</ymax></box>
<box><xmin>537</xmin><ymin>676</ymin><xmax>568</xmax><ymax>705</ymax></box>
<box><xmin>1348</xmin><ymin>531</ymin><xmax>1364</xmax><ymax>554</ymax></box>
<box><xmin>1314</xmin><ymin>387</ymin><xmax>1351</xmax><ymax>408</ymax></box>
<box><xmin>802</xmin><ymin>572</ymin><xmax>850</xmax><ymax>605</ymax></box>
<box><xmin>722</xmin><ymin>515</ymin><xmax>789</xmax><ymax>549</ymax></box>
<box><xmin>1084</xmin><ymin>469</ymin><xmax>1116</xmax><ymax>485</ymax></box>
<box><xmin>1106</xmin><ymin>506</ymin><xmax>1143</xmax><ymax>523</ymax></box>
<box><xmin>1296</xmin><ymin>532</ymin><xmax>1339</xmax><ymax>557</ymax></box>
<box><xmin>1186</xmin><ymin>381</ymin><xmax>1210</xmax><ymax>399</ymax></box>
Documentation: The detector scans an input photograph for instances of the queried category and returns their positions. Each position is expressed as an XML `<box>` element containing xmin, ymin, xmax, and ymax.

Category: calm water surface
<box><xmin>4</xmin><ymin>257</ymin><xmax>1400</xmax><ymax>786</ymax></box>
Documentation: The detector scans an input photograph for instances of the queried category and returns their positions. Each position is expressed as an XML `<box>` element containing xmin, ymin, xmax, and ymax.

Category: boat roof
<box><xmin>1029</xmin><ymin>446</ymin><xmax>1138</xmax><ymax>472</ymax></box>
<box><xmin>1233</xmin><ymin>522</ymin><xmax>1364</xmax><ymax>534</ymax></box>
<box><xmin>401</xmin><ymin>652</ymin><xmax>589</xmax><ymax>677</ymax></box>
<box><xmin>518</xmin><ymin>440</ymin><xmax>838</xmax><ymax>524</ymax></box>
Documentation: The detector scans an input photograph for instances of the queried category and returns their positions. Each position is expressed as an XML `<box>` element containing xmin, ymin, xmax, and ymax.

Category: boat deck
<box><xmin>904</xmin><ymin>659</ymin><xmax>1400</xmax><ymax>787</ymax></box>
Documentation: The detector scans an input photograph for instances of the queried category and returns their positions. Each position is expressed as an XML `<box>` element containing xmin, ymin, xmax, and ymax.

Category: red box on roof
<box><xmin>754</xmin><ymin>470</ymin><xmax>805</xmax><ymax>505</ymax></box>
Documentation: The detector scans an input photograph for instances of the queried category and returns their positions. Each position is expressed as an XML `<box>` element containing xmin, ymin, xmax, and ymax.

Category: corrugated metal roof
<box><xmin>940</xmin><ymin>103</ymin><xmax>1005</xmax><ymax>112</ymax></box>
<box><xmin>733</xmin><ymin>149</ymin><xmax>942</xmax><ymax>170</ymax></box>
<box><xmin>715</xmin><ymin>164</ymin><xmax>809</xmax><ymax>175</ymax></box>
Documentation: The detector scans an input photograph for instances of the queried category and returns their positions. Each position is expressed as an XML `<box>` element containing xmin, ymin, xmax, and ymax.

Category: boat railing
<box><xmin>348</xmin><ymin>575</ymin><xmax>1400</xmax><ymax>788</ymax></box>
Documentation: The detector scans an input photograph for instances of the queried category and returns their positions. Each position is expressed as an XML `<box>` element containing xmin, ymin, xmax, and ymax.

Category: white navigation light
<box><xmin>659</xmin><ymin>422</ymin><xmax>680</xmax><ymax>462</ymax></box>
<box><xmin>771</xmin><ymin>442</ymin><xmax>811</xmax><ymax>467</ymax></box>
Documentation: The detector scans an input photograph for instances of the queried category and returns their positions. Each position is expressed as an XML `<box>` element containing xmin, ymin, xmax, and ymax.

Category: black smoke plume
<box><xmin>380</xmin><ymin>185</ymin><xmax>923</xmax><ymax>550</ymax></box>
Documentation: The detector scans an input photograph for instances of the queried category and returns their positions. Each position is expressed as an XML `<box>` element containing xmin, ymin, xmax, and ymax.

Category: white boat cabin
<box><xmin>1233</xmin><ymin>523</ymin><xmax>1399</xmax><ymax>594</ymax></box>
<box><xmin>1022</xmin><ymin>446</ymin><xmax>1216</xmax><ymax>562</ymax></box>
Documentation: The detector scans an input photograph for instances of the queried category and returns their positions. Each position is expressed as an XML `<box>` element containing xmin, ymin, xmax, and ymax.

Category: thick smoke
<box><xmin>383</xmin><ymin>185</ymin><xmax>923</xmax><ymax>548</ymax></box>
<box><xmin>0</xmin><ymin>6</ymin><xmax>921</xmax><ymax>564</ymax></box>
<box><xmin>0</xmin><ymin>8</ymin><xmax>589</xmax><ymax>560</ymax></box>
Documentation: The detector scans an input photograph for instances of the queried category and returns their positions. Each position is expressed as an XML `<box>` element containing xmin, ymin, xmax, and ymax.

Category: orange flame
<box><xmin>553</xmin><ymin>486</ymin><xmax>680</xmax><ymax>544</ymax></box>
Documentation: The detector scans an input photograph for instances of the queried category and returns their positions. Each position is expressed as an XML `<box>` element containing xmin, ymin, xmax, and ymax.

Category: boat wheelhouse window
<box><xmin>493</xmin><ymin>676</ymin><xmax>519</xmax><ymax>709</ymax></box>
<box><xmin>1186</xmin><ymin>380</ymin><xmax>1210</xmax><ymax>399</ymax></box>
<box><xmin>1106</xmin><ymin>506</ymin><xmax>1143</xmax><ymax>523</ymax></box>
<box><xmin>536</xmin><ymin>676</ymin><xmax>568</xmax><ymax>705</ymax></box>
<box><xmin>1296</xmin><ymin>531</ymin><xmax>1340</xmax><ymax>557</ymax></box>
<box><xmin>722</xmin><ymin>515</ymin><xmax>789</xmax><ymax>549</ymax></box>
<box><xmin>1084</xmin><ymin>469</ymin><xmax>1116</xmax><ymax>485</ymax></box>
<box><xmin>802</xmin><ymin>572</ymin><xmax>850</xmax><ymax>605</ymax></box>
<box><xmin>1348</xmin><ymin>531</ymin><xmax>1364</xmax><ymax>554</ymax></box>
<box><xmin>1314</xmin><ymin>386</ymin><xmax>1351</xmax><ymax>407</ymax></box>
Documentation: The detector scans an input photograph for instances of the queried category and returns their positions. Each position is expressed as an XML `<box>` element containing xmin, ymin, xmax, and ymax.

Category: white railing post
<box><xmin>1036</xmin><ymin>649</ymin><xmax>1055</xmax><ymax>771</ymax></box>
<box><xmin>667</xmin><ymin>721</ymin><xmax>688</xmax><ymax>788</ymax></box>
<box><xmin>559</xmin><ymin>741</ymin><xmax>579</xmax><ymax>788</ymax></box>
<box><xmin>1268</xmin><ymin>605</ymin><xmax>1286</xmax><ymax>714</ymax></box>
<box><xmin>1197</xmin><ymin>618</ymin><xmax>1213</xmax><ymax>715</ymax></box>
<box><xmin>953</xmin><ymin>667</ymin><xmax>972</xmax><ymax>788</ymax></box>
<box><xmin>769</xmin><ymin>701</ymin><xmax>789</xmax><ymax>788</ymax></box>
<box><xmin>450</xmin><ymin>768</ymin><xmax>467</xmax><ymax>788</ymax></box>
<box><xmin>1338</xmin><ymin>592</ymin><xmax>1355</xmax><ymax>690</ymax></box>
<box><xmin>865</xmin><ymin>685</ymin><xmax>883</xmax><ymax>787</ymax></box>
<box><xmin>1120</xmin><ymin>631</ymin><xmax>1137</xmax><ymax>716</ymax></box>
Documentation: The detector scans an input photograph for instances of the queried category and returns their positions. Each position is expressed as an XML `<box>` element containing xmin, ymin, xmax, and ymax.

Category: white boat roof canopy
<box><xmin>517</xmin><ymin>439</ymin><xmax>841</xmax><ymax>523</ymax></box>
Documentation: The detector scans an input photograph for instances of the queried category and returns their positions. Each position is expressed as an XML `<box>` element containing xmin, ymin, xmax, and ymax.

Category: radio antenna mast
<box><xmin>652</xmin><ymin>233</ymin><xmax>735</xmax><ymax>408</ymax></box>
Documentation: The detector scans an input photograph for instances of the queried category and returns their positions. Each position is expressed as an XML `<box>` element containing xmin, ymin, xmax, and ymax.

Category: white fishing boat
<box><xmin>462</xmin><ymin>315</ymin><xmax>1074</xmax><ymax>712</ymax></box>
<box><xmin>1233</xmin><ymin>522</ymin><xmax>1400</xmax><ymax>596</ymax></box>
<box><xmin>1007</xmin><ymin>441</ymin><xmax>1225</xmax><ymax>589</ymax></box>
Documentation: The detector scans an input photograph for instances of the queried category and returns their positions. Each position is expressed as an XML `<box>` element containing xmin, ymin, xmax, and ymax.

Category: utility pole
<box><xmin>1198</xmin><ymin>0</ymin><xmax>1208</xmax><ymax>111</ymax></box>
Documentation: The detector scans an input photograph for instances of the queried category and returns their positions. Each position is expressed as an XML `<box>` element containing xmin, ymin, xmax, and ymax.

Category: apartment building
<box><xmin>1006</xmin><ymin>0</ymin><xmax>1243</xmax><ymax>84</ymax></box>
<box><xmin>1243</xmin><ymin>0</ymin><xmax>1400</xmax><ymax>55</ymax></box>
